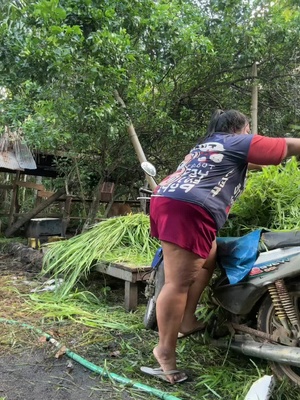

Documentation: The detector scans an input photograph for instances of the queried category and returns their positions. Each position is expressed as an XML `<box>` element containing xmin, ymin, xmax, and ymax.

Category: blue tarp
<box><xmin>216</xmin><ymin>230</ymin><xmax>262</xmax><ymax>284</ymax></box>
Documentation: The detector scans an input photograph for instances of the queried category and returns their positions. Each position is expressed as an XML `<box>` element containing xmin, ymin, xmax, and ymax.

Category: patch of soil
<box><xmin>0</xmin><ymin>348</ymin><xmax>128</xmax><ymax>400</ymax></box>
<box><xmin>0</xmin><ymin>245</ymin><xmax>149</xmax><ymax>400</ymax></box>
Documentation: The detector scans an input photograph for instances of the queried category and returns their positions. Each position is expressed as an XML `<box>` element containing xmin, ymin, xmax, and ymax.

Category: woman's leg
<box><xmin>179</xmin><ymin>240</ymin><xmax>217</xmax><ymax>334</ymax></box>
<box><xmin>153</xmin><ymin>240</ymin><xmax>206</xmax><ymax>384</ymax></box>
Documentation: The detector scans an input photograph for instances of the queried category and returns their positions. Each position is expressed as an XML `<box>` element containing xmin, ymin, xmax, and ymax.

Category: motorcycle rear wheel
<box><xmin>257</xmin><ymin>281</ymin><xmax>300</xmax><ymax>385</ymax></box>
<box><xmin>143</xmin><ymin>260</ymin><xmax>165</xmax><ymax>330</ymax></box>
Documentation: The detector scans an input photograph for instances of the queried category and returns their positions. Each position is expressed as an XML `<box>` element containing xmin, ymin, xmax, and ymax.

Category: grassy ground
<box><xmin>0</xmin><ymin>244</ymin><xmax>298</xmax><ymax>399</ymax></box>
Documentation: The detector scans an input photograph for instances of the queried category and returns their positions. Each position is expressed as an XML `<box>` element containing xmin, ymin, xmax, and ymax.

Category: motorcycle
<box><xmin>141</xmin><ymin>161</ymin><xmax>300</xmax><ymax>387</ymax></box>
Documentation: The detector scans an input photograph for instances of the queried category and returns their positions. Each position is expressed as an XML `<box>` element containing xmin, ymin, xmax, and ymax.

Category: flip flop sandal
<box><xmin>177</xmin><ymin>326</ymin><xmax>205</xmax><ymax>339</ymax></box>
<box><xmin>140</xmin><ymin>366</ymin><xmax>188</xmax><ymax>384</ymax></box>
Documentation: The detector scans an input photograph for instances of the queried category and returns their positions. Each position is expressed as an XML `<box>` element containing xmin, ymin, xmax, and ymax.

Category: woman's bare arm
<box><xmin>285</xmin><ymin>138</ymin><xmax>300</xmax><ymax>157</ymax></box>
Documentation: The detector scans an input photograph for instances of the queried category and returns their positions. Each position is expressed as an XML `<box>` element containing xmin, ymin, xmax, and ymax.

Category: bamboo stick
<box><xmin>114</xmin><ymin>91</ymin><xmax>157</xmax><ymax>190</ymax></box>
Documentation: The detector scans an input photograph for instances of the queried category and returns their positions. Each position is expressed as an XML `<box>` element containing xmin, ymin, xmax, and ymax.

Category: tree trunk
<box><xmin>7</xmin><ymin>242</ymin><xmax>44</xmax><ymax>270</ymax></box>
<box><xmin>81</xmin><ymin>179</ymin><xmax>102</xmax><ymax>232</ymax></box>
<box><xmin>251</xmin><ymin>62</ymin><xmax>258</xmax><ymax>135</ymax></box>
<box><xmin>61</xmin><ymin>195</ymin><xmax>73</xmax><ymax>236</ymax></box>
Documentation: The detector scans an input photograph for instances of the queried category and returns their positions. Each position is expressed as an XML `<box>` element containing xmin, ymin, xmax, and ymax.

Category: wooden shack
<box><xmin>0</xmin><ymin>129</ymin><xmax>140</xmax><ymax>238</ymax></box>
<box><xmin>0</xmin><ymin>128</ymin><xmax>71</xmax><ymax>237</ymax></box>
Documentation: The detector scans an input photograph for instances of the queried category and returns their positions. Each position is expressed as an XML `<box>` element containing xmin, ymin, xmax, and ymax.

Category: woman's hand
<box><xmin>248</xmin><ymin>163</ymin><xmax>265</xmax><ymax>171</ymax></box>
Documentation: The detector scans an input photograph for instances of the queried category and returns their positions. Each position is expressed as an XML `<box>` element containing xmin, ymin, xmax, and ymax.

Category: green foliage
<box><xmin>0</xmin><ymin>0</ymin><xmax>299</xmax><ymax>194</ymax></box>
<box><xmin>220</xmin><ymin>157</ymin><xmax>300</xmax><ymax>236</ymax></box>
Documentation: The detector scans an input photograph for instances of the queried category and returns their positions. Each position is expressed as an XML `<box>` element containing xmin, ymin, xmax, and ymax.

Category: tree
<box><xmin>0</xmin><ymin>0</ymin><xmax>299</xmax><ymax>203</ymax></box>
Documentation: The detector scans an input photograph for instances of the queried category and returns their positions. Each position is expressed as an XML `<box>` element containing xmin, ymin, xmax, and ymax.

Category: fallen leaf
<box><xmin>55</xmin><ymin>345</ymin><xmax>67</xmax><ymax>358</ymax></box>
<box><xmin>38</xmin><ymin>336</ymin><xmax>48</xmax><ymax>343</ymax></box>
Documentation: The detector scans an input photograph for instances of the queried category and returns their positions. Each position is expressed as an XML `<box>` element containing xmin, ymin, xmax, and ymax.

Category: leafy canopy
<box><xmin>0</xmin><ymin>0</ymin><xmax>299</xmax><ymax>189</ymax></box>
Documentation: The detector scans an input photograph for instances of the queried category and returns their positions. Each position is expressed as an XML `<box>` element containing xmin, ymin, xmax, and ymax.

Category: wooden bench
<box><xmin>93</xmin><ymin>262</ymin><xmax>151</xmax><ymax>311</ymax></box>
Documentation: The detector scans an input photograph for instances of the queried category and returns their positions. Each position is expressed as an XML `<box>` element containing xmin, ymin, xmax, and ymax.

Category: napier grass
<box><xmin>42</xmin><ymin>213</ymin><xmax>159</xmax><ymax>298</ymax></box>
<box><xmin>221</xmin><ymin>157</ymin><xmax>300</xmax><ymax>236</ymax></box>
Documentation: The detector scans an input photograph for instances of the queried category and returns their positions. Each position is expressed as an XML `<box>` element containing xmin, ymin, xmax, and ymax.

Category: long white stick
<box><xmin>114</xmin><ymin>91</ymin><xmax>157</xmax><ymax>190</ymax></box>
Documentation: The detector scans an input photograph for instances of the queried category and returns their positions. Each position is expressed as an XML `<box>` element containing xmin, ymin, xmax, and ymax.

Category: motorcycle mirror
<box><xmin>141</xmin><ymin>161</ymin><xmax>156</xmax><ymax>177</ymax></box>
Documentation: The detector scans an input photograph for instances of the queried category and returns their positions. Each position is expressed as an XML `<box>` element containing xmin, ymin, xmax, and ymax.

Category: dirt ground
<box><xmin>0</xmin><ymin>348</ymin><xmax>131</xmax><ymax>400</ymax></box>
<box><xmin>0</xmin><ymin>245</ymin><xmax>152</xmax><ymax>400</ymax></box>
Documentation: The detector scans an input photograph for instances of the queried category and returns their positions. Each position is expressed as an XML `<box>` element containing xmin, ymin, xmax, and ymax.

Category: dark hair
<box><xmin>206</xmin><ymin>109</ymin><xmax>249</xmax><ymax>137</ymax></box>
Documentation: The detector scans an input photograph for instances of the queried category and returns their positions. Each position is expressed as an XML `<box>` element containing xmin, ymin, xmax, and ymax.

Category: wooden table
<box><xmin>93</xmin><ymin>262</ymin><xmax>151</xmax><ymax>311</ymax></box>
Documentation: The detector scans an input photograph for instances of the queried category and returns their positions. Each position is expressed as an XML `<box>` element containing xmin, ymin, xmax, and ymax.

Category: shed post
<box><xmin>8</xmin><ymin>171</ymin><xmax>20</xmax><ymax>226</ymax></box>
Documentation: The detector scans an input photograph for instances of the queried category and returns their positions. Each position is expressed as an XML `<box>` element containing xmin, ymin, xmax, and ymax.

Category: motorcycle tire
<box><xmin>257</xmin><ymin>280</ymin><xmax>300</xmax><ymax>386</ymax></box>
<box><xmin>143</xmin><ymin>260</ymin><xmax>165</xmax><ymax>330</ymax></box>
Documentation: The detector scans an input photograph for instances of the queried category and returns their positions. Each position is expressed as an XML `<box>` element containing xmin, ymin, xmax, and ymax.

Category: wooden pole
<box><xmin>114</xmin><ymin>90</ymin><xmax>157</xmax><ymax>190</ymax></box>
<box><xmin>8</xmin><ymin>171</ymin><xmax>20</xmax><ymax>226</ymax></box>
<box><xmin>251</xmin><ymin>62</ymin><xmax>258</xmax><ymax>135</ymax></box>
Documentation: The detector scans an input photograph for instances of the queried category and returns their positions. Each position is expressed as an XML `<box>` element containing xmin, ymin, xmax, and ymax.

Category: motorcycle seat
<box><xmin>260</xmin><ymin>230</ymin><xmax>300</xmax><ymax>251</ymax></box>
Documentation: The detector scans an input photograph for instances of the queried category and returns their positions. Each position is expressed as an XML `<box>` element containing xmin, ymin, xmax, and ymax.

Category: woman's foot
<box><xmin>153</xmin><ymin>346</ymin><xmax>187</xmax><ymax>384</ymax></box>
<box><xmin>178</xmin><ymin>321</ymin><xmax>205</xmax><ymax>339</ymax></box>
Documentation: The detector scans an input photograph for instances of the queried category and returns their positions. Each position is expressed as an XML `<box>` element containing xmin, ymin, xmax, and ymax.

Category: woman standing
<box><xmin>142</xmin><ymin>109</ymin><xmax>297</xmax><ymax>384</ymax></box>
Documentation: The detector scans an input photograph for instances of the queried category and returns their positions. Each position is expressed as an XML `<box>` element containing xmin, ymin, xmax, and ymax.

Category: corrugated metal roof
<box><xmin>0</xmin><ymin>151</ymin><xmax>23</xmax><ymax>170</ymax></box>
<box><xmin>14</xmin><ymin>142</ymin><xmax>37</xmax><ymax>169</ymax></box>
<box><xmin>0</xmin><ymin>127</ymin><xmax>37</xmax><ymax>171</ymax></box>
<box><xmin>0</xmin><ymin>150</ymin><xmax>37</xmax><ymax>170</ymax></box>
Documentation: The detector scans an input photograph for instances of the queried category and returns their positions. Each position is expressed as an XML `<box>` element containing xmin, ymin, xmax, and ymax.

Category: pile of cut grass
<box><xmin>29</xmin><ymin>290</ymin><xmax>143</xmax><ymax>332</ymax></box>
<box><xmin>42</xmin><ymin>213</ymin><xmax>159</xmax><ymax>298</ymax></box>
<box><xmin>221</xmin><ymin>157</ymin><xmax>300</xmax><ymax>236</ymax></box>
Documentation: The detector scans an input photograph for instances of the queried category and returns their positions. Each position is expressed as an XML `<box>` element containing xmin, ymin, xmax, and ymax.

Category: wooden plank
<box><xmin>37</xmin><ymin>190</ymin><xmax>55</xmax><ymax>198</ymax></box>
<box><xmin>94</xmin><ymin>263</ymin><xmax>135</xmax><ymax>282</ymax></box>
<box><xmin>94</xmin><ymin>262</ymin><xmax>151</xmax><ymax>283</ymax></box>
<box><xmin>97</xmin><ymin>261</ymin><xmax>150</xmax><ymax>273</ymax></box>
<box><xmin>16</xmin><ymin>181</ymin><xmax>45</xmax><ymax>191</ymax></box>
<box><xmin>0</xmin><ymin>184</ymin><xmax>13</xmax><ymax>190</ymax></box>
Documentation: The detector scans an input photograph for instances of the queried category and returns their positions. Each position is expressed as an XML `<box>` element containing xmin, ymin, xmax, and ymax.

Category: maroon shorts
<box><xmin>150</xmin><ymin>197</ymin><xmax>217</xmax><ymax>259</ymax></box>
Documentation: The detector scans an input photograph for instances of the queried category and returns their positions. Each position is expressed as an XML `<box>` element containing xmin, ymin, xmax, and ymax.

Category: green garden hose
<box><xmin>0</xmin><ymin>318</ymin><xmax>181</xmax><ymax>400</ymax></box>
